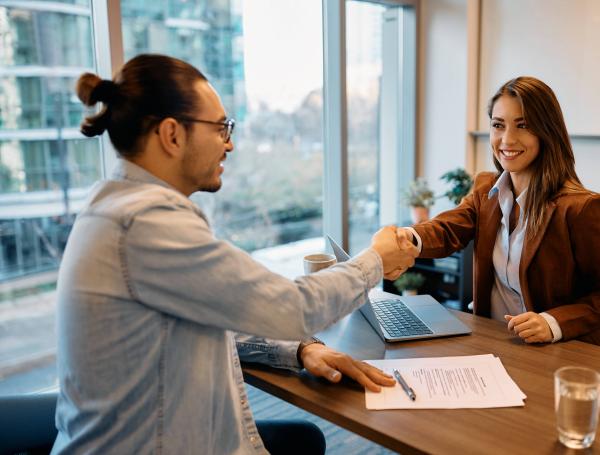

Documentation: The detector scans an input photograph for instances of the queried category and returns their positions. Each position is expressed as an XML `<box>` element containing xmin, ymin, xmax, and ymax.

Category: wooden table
<box><xmin>243</xmin><ymin>310</ymin><xmax>600</xmax><ymax>454</ymax></box>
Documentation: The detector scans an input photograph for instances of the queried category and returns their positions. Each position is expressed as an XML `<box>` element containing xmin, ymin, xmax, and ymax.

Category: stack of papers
<box><xmin>366</xmin><ymin>354</ymin><xmax>526</xmax><ymax>409</ymax></box>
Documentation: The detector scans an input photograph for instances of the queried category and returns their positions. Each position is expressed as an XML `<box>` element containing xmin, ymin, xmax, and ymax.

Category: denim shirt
<box><xmin>52</xmin><ymin>160</ymin><xmax>382</xmax><ymax>454</ymax></box>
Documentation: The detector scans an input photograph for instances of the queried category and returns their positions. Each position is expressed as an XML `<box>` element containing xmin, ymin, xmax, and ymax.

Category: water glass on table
<box><xmin>554</xmin><ymin>366</ymin><xmax>600</xmax><ymax>449</ymax></box>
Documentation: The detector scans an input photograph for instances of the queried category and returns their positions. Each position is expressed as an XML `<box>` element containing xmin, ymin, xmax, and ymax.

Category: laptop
<box><xmin>327</xmin><ymin>236</ymin><xmax>471</xmax><ymax>342</ymax></box>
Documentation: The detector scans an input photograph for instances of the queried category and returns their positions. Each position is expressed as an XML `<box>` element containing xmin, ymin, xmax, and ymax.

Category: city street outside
<box><xmin>0</xmin><ymin>270</ymin><xmax>58</xmax><ymax>394</ymax></box>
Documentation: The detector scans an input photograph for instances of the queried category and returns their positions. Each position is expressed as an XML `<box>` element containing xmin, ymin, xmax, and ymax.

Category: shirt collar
<box><xmin>111</xmin><ymin>158</ymin><xmax>178</xmax><ymax>192</ymax></box>
<box><xmin>488</xmin><ymin>170</ymin><xmax>528</xmax><ymax>206</ymax></box>
<box><xmin>488</xmin><ymin>171</ymin><xmax>510</xmax><ymax>199</ymax></box>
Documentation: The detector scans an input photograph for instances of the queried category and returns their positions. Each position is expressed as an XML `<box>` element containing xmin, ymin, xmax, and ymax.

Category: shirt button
<box><xmin>241</xmin><ymin>399</ymin><xmax>246</xmax><ymax>406</ymax></box>
<box><xmin>250</xmin><ymin>436</ymin><xmax>257</xmax><ymax>442</ymax></box>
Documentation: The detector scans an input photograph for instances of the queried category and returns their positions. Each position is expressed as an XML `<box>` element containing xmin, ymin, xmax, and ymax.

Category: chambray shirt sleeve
<box><xmin>235</xmin><ymin>333</ymin><xmax>302</xmax><ymax>372</ymax></box>
<box><xmin>124</xmin><ymin>204</ymin><xmax>382</xmax><ymax>341</ymax></box>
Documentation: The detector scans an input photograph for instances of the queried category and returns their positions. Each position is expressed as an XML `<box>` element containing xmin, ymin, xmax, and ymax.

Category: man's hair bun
<box><xmin>76</xmin><ymin>73</ymin><xmax>118</xmax><ymax>106</ymax></box>
<box><xmin>76</xmin><ymin>73</ymin><xmax>116</xmax><ymax>137</ymax></box>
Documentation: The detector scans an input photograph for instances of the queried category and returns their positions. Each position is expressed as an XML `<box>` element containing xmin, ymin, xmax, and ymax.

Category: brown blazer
<box><xmin>413</xmin><ymin>172</ymin><xmax>600</xmax><ymax>344</ymax></box>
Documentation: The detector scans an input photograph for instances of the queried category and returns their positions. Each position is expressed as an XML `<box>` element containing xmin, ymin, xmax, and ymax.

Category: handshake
<box><xmin>370</xmin><ymin>226</ymin><xmax>419</xmax><ymax>281</ymax></box>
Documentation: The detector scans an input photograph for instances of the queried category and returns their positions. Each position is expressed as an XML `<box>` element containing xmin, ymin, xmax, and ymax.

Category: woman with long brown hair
<box><xmin>404</xmin><ymin>76</ymin><xmax>600</xmax><ymax>344</ymax></box>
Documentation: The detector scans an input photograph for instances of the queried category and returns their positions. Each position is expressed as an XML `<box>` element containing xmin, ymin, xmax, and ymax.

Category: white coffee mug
<box><xmin>303</xmin><ymin>253</ymin><xmax>337</xmax><ymax>274</ymax></box>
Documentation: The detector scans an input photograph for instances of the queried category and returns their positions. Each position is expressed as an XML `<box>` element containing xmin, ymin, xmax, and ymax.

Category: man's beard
<box><xmin>199</xmin><ymin>179</ymin><xmax>222</xmax><ymax>193</ymax></box>
<box><xmin>182</xmin><ymin>149</ymin><xmax>223</xmax><ymax>194</ymax></box>
<box><xmin>198</xmin><ymin>182</ymin><xmax>223</xmax><ymax>193</ymax></box>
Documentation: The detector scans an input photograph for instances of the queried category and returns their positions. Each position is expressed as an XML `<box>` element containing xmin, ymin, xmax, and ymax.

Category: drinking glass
<box><xmin>554</xmin><ymin>366</ymin><xmax>600</xmax><ymax>449</ymax></box>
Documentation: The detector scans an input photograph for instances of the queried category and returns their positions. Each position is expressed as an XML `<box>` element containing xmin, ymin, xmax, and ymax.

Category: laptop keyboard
<box><xmin>371</xmin><ymin>299</ymin><xmax>433</xmax><ymax>338</ymax></box>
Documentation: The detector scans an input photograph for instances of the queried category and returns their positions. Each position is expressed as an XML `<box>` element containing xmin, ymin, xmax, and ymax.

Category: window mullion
<box><xmin>90</xmin><ymin>0</ymin><xmax>124</xmax><ymax>178</ymax></box>
<box><xmin>379</xmin><ymin>5</ymin><xmax>416</xmax><ymax>227</ymax></box>
<box><xmin>322</xmin><ymin>0</ymin><xmax>349</xmax><ymax>250</ymax></box>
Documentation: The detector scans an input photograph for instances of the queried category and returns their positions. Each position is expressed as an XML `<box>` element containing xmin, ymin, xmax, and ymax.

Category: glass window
<box><xmin>0</xmin><ymin>8</ymin><xmax>93</xmax><ymax>67</ymax></box>
<box><xmin>121</xmin><ymin>0</ymin><xmax>325</xmax><ymax>263</ymax></box>
<box><xmin>346</xmin><ymin>1</ymin><xmax>385</xmax><ymax>254</ymax></box>
<box><xmin>1</xmin><ymin>76</ymin><xmax>85</xmax><ymax>130</ymax></box>
<box><xmin>0</xmin><ymin>0</ymin><xmax>417</xmax><ymax>397</ymax></box>
<box><xmin>0</xmin><ymin>1</ymin><xmax>99</xmax><ymax>395</ymax></box>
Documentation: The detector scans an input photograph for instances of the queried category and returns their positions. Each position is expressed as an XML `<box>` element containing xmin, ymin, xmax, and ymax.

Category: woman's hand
<box><xmin>505</xmin><ymin>312</ymin><xmax>553</xmax><ymax>343</ymax></box>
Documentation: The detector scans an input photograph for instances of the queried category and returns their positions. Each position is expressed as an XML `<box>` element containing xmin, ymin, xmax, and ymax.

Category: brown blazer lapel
<box><xmin>519</xmin><ymin>202</ymin><xmax>557</xmax><ymax>310</ymax></box>
<box><xmin>474</xmin><ymin>194</ymin><xmax>501</xmax><ymax>317</ymax></box>
<box><xmin>478</xmin><ymin>195</ymin><xmax>501</xmax><ymax>260</ymax></box>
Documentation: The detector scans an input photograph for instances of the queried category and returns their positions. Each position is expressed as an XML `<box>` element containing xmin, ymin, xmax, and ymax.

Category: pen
<box><xmin>393</xmin><ymin>369</ymin><xmax>416</xmax><ymax>401</ymax></box>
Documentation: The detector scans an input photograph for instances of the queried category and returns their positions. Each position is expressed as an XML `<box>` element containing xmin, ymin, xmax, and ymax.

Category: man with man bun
<box><xmin>51</xmin><ymin>54</ymin><xmax>418</xmax><ymax>454</ymax></box>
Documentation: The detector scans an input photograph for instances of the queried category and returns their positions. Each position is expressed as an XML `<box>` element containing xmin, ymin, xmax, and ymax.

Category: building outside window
<box><xmin>0</xmin><ymin>0</ymin><xmax>98</xmax><ymax>394</ymax></box>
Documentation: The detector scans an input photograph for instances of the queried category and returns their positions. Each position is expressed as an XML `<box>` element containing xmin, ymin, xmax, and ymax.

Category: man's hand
<box><xmin>371</xmin><ymin>226</ymin><xmax>419</xmax><ymax>281</ymax></box>
<box><xmin>505</xmin><ymin>312</ymin><xmax>553</xmax><ymax>343</ymax></box>
<box><xmin>300</xmin><ymin>344</ymin><xmax>396</xmax><ymax>392</ymax></box>
<box><xmin>396</xmin><ymin>227</ymin><xmax>415</xmax><ymax>245</ymax></box>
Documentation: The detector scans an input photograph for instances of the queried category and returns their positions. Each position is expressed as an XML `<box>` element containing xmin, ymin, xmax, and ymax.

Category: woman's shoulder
<box><xmin>554</xmin><ymin>185</ymin><xmax>600</xmax><ymax>213</ymax></box>
<box><xmin>471</xmin><ymin>171</ymin><xmax>500</xmax><ymax>193</ymax></box>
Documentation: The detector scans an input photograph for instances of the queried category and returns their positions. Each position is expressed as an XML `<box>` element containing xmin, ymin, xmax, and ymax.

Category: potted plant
<box><xmin>440</xmin><ymin>168</ymin><xmax>473</xmax><ymax>206</ymax></box>
<box><xmin>402</xmin><ymin>178</ymin><xmax>435</xmax><ymax>223</ymax></box>
<box><xmin>393</xmin><ymin>272</ymin><xmax>426</xmax><ymax>296</ymax></box>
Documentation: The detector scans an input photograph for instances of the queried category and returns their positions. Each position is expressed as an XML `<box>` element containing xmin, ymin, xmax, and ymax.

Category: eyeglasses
<box><xmin>178</xmin><ymin>117</ymin><xmax>235</xmax><ymax>143</ymax></box>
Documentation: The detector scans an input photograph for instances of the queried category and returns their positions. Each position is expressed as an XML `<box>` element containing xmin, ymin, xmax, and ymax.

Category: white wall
<box><xmin>417</xmin><ymin>0</ymin><xmax>468</xmax><ymax>215</ymax></box>
<box><xmin>478</xmin><ymin>0</ymin><xmax>600</xmax><ymax>135</ymax></box>
<box><xmin>419</xmin><ymin>0</ymin><xmax>600</xmax><ymax>198</ymax></box>
<box><xmin>473</xmin><ymin>0</ymin><xmax>600</xmax><ymax>191</ymax></box>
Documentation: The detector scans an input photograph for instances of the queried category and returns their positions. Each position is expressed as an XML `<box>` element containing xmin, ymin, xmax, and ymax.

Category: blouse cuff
<box><xmin>540</xmin><ymin>312</ymin><xmax>563</xmax><ymax>342</ymax></box>
<box><xmin>405</xmin><ymin>227</ymin><xmax>423</xmax><ymax>253</ymax></box>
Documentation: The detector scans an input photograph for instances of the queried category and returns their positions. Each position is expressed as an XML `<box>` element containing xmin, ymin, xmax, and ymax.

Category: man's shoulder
<box><xmin>84</xmin><ymin>180</ymin><xmax>199</xmax><ymax>223</ymax></box>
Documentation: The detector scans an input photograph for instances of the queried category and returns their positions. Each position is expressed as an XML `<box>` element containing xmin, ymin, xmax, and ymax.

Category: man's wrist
<box><xmin>296</xmin><ymin>337</ymin><xmax>325</xmax><ymax>368</ymax></box>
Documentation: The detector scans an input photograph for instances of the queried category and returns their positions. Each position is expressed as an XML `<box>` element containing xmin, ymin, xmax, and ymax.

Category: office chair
<box><xmin>0</xmin><ymin>392</ymin><xmax>58</xmax><ymax>455</ymax></box>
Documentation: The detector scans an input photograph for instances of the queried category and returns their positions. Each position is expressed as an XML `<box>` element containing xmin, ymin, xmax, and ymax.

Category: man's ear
<box><xmin>156</xmin><ymin>118</ymin><xmax>186</xmax><ymax>158</ymax></box>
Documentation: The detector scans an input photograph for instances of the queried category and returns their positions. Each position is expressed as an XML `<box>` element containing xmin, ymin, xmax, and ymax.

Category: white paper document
<box><xmin>366</xmin><ymin>354</ymin><xmax>526</xmax><ymax>410</ymax></box>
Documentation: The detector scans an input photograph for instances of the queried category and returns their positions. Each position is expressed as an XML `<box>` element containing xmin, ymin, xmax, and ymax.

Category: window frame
<box><xmin>91</xmin><ymin>0</ymin><xmax>124</xmax><ymax>176</ymax></box>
